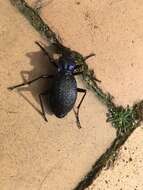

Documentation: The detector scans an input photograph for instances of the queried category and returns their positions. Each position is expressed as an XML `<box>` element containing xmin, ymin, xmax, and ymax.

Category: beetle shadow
<box><xmin>16</xmin><ymin>43</ymin><xmax>58</xmax><ymax>118</ymax></box>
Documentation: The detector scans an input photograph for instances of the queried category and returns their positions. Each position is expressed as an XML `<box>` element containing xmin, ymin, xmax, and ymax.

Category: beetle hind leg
<box><xmin>39</xmin><ymin>91</ymin><xmax>49</xmax><ymax>122</ymax></box>
<box><xmin>74</xmin><ymin>88</ymin><xmax>87</xmax><ymax>129</ymax></box>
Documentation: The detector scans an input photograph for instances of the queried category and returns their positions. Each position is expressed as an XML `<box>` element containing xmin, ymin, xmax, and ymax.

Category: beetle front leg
<box><xmin>8</xmin><ymin>74</ymin><xmax>54</xmax><ymax>90</ymax></box>
<box><xmin>74</xmin><ymin>88</ymin><xmax>87</xmax><ymax>129</ymax></box>
<box><xmin>73</xmin><ymin>71</ymin><xmax>83</xmax><ymax>76</ymax></box>
<box><xmin>35</xmin><ymin>41</ymin><xmax>58</xmax><ymax>68</ymax></box>
<box><xmin>39</xmin><ymin>91</ymin><xmax>49</xmax><ymax>122</ymax></box>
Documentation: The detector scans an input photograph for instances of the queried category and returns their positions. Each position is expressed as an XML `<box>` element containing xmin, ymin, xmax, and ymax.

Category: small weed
<box><xmin>107</xmin><ymin>105</ymin><xmax>138</xmax><ymax>136</ymax></box>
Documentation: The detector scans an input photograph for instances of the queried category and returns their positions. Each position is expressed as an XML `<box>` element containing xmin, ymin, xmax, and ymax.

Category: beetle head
<box><xmin>58</xmin><ymin>55</ymin><xmax>76</xmax><ymax>73</ymax></box>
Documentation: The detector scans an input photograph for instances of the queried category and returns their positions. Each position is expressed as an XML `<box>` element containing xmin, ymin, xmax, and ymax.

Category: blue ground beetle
<box><xmin>8</xmin><ymin>42</ymin><xmax>100</xmax><ymax>128</ymax></box>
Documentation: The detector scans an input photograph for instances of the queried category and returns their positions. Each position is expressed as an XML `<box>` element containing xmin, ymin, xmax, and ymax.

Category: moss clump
<box><xmin>107</xmin><ymin>105</ymin><xmax>138</xmax><ymax>135</ymax></box>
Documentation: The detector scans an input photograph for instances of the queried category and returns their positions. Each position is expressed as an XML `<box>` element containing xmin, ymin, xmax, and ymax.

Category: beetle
<box><xmin>8</xmin><ymin>42</ymin><xmax>100</xmax><ymax>128</ymax></box>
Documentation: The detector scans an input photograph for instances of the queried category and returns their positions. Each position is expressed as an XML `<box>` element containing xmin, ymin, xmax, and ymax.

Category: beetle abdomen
<box><xmin>49</xmin><ymin>73</ymin><xmax>77</xmax><ymax>118</ymax></box>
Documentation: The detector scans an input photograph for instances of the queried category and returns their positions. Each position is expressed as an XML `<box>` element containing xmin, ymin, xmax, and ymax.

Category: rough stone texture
<box><xmin>86</xmin><ymin>126</ymin><xmax>143</xmax><ymax>190</ymax></box>
<box><xmin>0</xmin><ymin>1</ymin><xmax>116</xmax><ymax>190</ymax></box>
<box><xmin>35</xmin><ymin>0</ymin><xmax>143</xmax><ymax>106</ymax></box>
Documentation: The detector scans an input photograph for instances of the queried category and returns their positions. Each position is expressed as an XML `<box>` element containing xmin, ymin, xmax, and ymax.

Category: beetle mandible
<box><xmin>8</xmin><ymin>42</ymin><xmax>100</xmax><ymax>128</ymax></box>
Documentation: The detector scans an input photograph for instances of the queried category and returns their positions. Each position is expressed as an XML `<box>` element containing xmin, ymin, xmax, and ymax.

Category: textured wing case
<box><xmin>49</xmin><ymin>73</ymin><xmax>77</xmax><ymax>117</ymax></box>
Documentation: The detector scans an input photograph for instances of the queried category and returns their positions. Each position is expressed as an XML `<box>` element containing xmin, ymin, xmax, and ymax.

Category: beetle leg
<box><xmin>74</xmin><ymin>70</ymin><xmax>101</xmax><ymax>83</ymax></box>
<box><xmin>74</xmin><ymin>71</ymin><xmax>101</xmax><ymax>83</ymax></box>
<box><xmin>8</xmin><ymin>74</ymin><xmax>54</xmax><ymax>90</ymax></box>
<box><xmin>75</xmin><ymin>88</ymin><xmax>87</xmax><ymax>128</ymax></box>
<box><xmin>39</xmin><ymin>91</ymin><xmax>49</xmax><ymax>122</ymax></box>
<box><xmin>35</xmin><ymin>41</ymin><xmax>58</xmax><ymax>68</ymax></box>
<box><xmin>73</xmin><ymin>71</ymin><xmax>83</xmax><ymax>76</ymax></box>
<box><xmin>83</xmin><ymin>53</ymin><xmax>96</xmax><ymax>61</ymax></box>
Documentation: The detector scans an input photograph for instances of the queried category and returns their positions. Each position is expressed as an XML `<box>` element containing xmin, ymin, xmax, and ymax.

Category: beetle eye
<box><xmin>68</xmin><ymin>65</ymin><xmax>74</xmax><ymax>71</ymax></box>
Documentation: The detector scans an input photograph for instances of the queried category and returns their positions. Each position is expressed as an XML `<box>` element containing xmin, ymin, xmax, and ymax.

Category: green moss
<box><xmin>107</xmin><ymin>105</ymin><xmax>138</xmax><ymax>135</ymax></box>
<box><xmin>10</xmin><ymin>0</ymin><xmax>61</xmax><ymax>45</ymax></box>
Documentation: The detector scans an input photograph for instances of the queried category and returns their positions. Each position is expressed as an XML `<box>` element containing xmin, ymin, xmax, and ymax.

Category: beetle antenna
<box><xmin>83</xmin><ymin>53</ymin><xmax>96</xmax><ymax>61</ymax></box>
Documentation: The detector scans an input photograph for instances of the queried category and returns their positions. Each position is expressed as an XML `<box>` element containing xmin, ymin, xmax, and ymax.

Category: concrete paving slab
<box><xmin>86</xmin><ymin>126</ymin><xmax>143</xmax><ymax>190</ymax></box>
<box><xmin>25</xmin><ymin>1</ymin><xmax>143</xmax><ymax>189</ymax></box>
<box><xmin>35</xmin><ymin>0</ymin><xmax>143</xmax><ymax>106</ymax></box>
<box><xmin>0</xmin><ymin>1</ymin><xmax>116</xmax><ymax>190</ymax></box>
